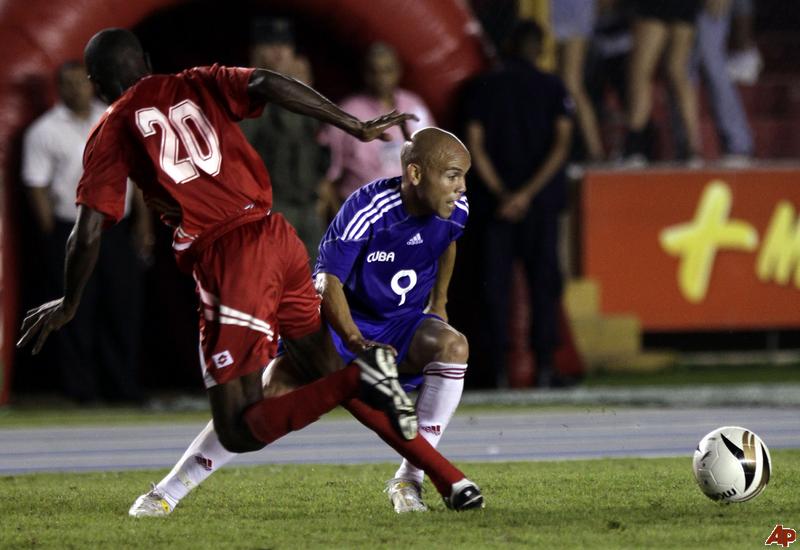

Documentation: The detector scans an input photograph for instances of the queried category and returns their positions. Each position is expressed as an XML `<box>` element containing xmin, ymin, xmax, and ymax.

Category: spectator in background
<box><xmin>464</xmin><ymin>21</ymin><xmax>574</xmax><ymax>388</ymax></box>
<box><xmin>21</xmin><ymin>61</ymin><xmax>150</xmax><ymax>404</ymax></box>
<box><xmin>551</xmin><ymin>0</ymin><xmax>604</xmax><ymax>162</ymax></box>
<box><xmin>585</xmin><ymin>0</ymin><xmax>640</xmax><ymax>157</ymax></box>
<box><xmin>623</xmin><ymin>0</ymin><xmax>703</xmax><ymax>164</ymax></box>
<box><xmin>317</xmin><ymin>43</ymin><xmax>433</xmax><ymax>221</ymax></box>
<box><xmin>694</xmin><ymin>0</ymin><xmax>754</xmax><ymax>164</ymax></box>
<box><xmin>239</xmin><ymin>18</ymin><xmax>328</xmax><ymax>263</ymax></box>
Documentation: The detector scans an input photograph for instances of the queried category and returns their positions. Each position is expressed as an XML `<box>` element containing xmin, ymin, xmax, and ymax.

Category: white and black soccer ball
<box><xmin>692</xmin><ymin>426</ymin><xmax>771</xmax><ymax>503</ymax></box>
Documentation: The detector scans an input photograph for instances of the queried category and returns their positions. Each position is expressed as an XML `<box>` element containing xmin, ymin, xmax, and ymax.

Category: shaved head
<box><xmin>400</xmin><ymin>127</ymin><xmax>470</xmax><ymax>218</ymax></box>
<box><xmin>84</xmin><ymin>28</ymin><xmax>149</xmax><ymax>103</ymax></box>
<box><xmin>401</xmin><ymin>127</ymin><xmax>469</xmax><ymax>172</ymax></box>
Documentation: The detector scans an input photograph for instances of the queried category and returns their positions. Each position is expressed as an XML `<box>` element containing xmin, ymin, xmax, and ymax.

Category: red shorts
<box><xmin>192</xmin><ymin>213</ymin><xmax>321</xmax><ymax>388</ymax></box>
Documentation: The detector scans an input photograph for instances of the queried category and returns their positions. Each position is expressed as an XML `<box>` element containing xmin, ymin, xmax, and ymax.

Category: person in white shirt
<box><xmin>21</xmin><ymin>61</ymin><xmax>151</xmax><ymax>404</ymax></box>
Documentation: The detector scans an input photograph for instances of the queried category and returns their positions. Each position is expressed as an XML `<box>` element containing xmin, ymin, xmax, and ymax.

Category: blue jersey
<box><xmin>315</xmin><ymin>177</ymin><xmax>469</xmax><ymax>321</ymax></box>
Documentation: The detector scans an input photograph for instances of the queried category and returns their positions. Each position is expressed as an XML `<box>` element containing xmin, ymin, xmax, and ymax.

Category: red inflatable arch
<box><xmin>0</xmin><ymin>0</ymin><xmax>488</xmax><ymax>403</ymax></box>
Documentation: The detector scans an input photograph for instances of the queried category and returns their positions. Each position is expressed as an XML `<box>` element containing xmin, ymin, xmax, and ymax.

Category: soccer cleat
<box><xmin>386</xmin><ymin>478</ymin><xmax>428</xmax><ymax>513</ymax></box>
<box><xmin>354</xmin><ymin>346</ymin><xmax>418</xmax><ymax>440</ymax></box>
<box><xmin>128</xmin><ymin>484</ymin><xmax>173</xmax><ymax>517</ymax></box>
<box><xmin>443</xmin><ymin>478</ymin><xmax>485</xmax><ymax>511</ymax></box>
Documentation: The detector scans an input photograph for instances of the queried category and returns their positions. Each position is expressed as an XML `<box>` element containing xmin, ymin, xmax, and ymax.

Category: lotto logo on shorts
<box><xmin>212</xmin><ymin>350</ymin><xmax>234</xmax><ymax>369</ymax></box>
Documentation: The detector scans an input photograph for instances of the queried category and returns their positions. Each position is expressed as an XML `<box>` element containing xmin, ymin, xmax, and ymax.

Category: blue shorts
<box><xmin>278</xmin><ymin>311</ymin><xmax>439</xmax><ymax>392</ymax></box>
<box><xmin>331</xmin><ymin>311</ymin><xmax>440</xmax><ymax>366</ymax></box>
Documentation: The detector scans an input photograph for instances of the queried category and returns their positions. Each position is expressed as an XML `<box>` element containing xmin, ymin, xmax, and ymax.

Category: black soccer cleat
<box><xmin>444</xmin><ymin>479</ymin><xmax>485</xmax><ymax>511</ymax></box>
<box><xmin>353</xmin><ymin>346</ymin><xmax>418</xmax><ymax>440</ymax></box>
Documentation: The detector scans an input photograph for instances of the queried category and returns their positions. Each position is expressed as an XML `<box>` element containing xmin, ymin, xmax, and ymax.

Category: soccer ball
<box><xmin>692</xmin><ymin>426</ymin><xmax>771</xmax><ymax>503</ymax></box>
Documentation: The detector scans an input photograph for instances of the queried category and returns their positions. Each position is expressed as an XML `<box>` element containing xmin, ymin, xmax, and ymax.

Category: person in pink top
<box><xmin>318</xmin><ymin>42</ymin><xmax>434</xmax><ymax>220</ymax></box>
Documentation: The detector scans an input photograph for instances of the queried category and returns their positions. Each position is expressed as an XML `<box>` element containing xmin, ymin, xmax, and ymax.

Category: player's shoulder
<box><xmin>176</xmin><ymin>64</ymin><xmax>223</xmax><ymax>82</ymax></box>
<box><xmin>345</xmin><ymin>177</ymin><xmax>401</xmax><ymax>208</ymax></box>
<box><xmin>336</xmin><ymin>177</ymin><xmax>404</xmax><ymax>241</ymax></box>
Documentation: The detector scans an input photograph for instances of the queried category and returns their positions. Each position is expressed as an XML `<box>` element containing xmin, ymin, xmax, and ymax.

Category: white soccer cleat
<box><xmin>386</xmin><ymin>478</ymin><xmax>428</xmax><ymax>513</ymax></box>
<box><xmin>128</xmin><ymin>484</ymin><xmax>173</xmax><ymax>517</ymax></box>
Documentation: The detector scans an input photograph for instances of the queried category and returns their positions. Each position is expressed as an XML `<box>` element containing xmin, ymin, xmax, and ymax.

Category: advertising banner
<box><xmin>583</xmin><ymin>168</ymin><xmax>800</xmax><ymax>330</ymax></box>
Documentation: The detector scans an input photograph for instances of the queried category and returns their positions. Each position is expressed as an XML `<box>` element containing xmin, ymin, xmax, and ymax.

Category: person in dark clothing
<box><xmin>464</xmin><ymin>20</ymin><xmax>574</xmax><ymax>388</ymax></box>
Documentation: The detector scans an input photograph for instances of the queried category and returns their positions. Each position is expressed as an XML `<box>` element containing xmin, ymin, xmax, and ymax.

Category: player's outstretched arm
<box><xmin>17</xmin><ymin>205</ymin><xmax>104</xmax><ymax>354</ymax></box>
<box><xmin>247</xmin><ymin>69</ymin><xmax>418</xmax><ymax>142</ymax></box>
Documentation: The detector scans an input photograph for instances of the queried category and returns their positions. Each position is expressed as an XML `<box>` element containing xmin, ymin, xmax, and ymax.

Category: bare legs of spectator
<box><xmin>625</xmin><ymin>18</ymin><xmax>700</xmax><ymax>161</ymax></box>
<box><xmin>667</xmin><ymin>22</ymin><xmax>701</xmax><ymax>160</ymax></box>
<box><xmin>558</xmin><ymin>37</ymin><xmax>604</xmax><ymax>162</ymax></box>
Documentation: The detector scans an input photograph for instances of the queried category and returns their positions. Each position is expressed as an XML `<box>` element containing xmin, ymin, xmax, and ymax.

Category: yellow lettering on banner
<box><xmin>756</xmin><ymin>201</ymin><xmax>800</xmax><ymax>288</ymax></box>
<box><xmin>659</xmin><ymin>181</ymin><xmax>759</xmax><ymax>303</ymax></box>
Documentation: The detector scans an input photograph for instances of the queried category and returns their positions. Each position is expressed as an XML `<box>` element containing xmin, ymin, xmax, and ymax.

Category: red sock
<box><xmin>244</xmin><ymin>364</ymin><xmax>360</xmax><ymax>445</ymax></box>
<box><xmin>343</xmin><ymin>398</ymin><xmax>464</xmax><ymax>496</ymax></box>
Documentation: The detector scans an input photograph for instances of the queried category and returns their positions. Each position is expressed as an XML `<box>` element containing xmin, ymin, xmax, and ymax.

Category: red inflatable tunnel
<box><xmin>0</xmin><ymin>0</ymin><xmax>488</xmax><ymax>404</ymax></box>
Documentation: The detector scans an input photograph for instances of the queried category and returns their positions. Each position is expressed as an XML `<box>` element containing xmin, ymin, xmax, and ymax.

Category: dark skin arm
<box><xmin>17</xmin><ymin>205</ymin><xmax>105</xmax><ymax>354</ymax></box>
<box><xmin>248</xmin><ymin>69</ymin><xmax>417</xmax><ymax>142</ymax></box>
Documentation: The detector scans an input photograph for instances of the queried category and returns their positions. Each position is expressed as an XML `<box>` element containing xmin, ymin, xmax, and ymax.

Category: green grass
<box><xmin>0</xmin><ymin>405</ymin><xmax>212</xmax><ymax>428</ymax></box>
<box><xmin>2</xmin><ymin>453</ymin><xmax>799</xmax><ymax>549</ymax></box>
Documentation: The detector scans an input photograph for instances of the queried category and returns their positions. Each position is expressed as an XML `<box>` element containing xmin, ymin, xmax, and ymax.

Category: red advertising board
<box><xmin>583</xmin><ymin>168</ymin><xmax>800</xmax><ymax>330</ymax></box>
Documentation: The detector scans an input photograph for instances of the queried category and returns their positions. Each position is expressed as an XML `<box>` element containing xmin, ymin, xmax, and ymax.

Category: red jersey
<box><xmin>77</xmin><ymin>64</ymin><xmax>271</xmax><ymax>269</ymax></box>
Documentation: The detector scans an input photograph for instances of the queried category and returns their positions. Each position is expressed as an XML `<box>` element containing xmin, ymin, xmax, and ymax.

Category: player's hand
<box><xmin>354</xmin><ymin>111</ymin><xmax>419</xmax><ymax>142</ymax></box>
<box><xmin>364</xmin><ymin>341</ymin><xmax>398</xmax><ymax>358</ymax></box>
<box><xmin>17</xmin><ymin>298</ymin><xmax>77</xmax><ymax>355</ymax></box>
<box><xmin>497</xmin><ymin>189</ymin><xmax>535</xmax><ymax>222</ymax></box>
<box><xmin>346</xmin><ymin>334</ymin><xmax>398</xmax><ymax>357</ymax></box>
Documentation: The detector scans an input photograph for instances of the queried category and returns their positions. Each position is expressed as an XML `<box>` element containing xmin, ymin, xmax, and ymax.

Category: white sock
<box><xmin>156</xmin><ymin>420</ymin><xmax>237</xmax><ymax>508</ymax></box>
<box><xmin>394</xmin><ymin>362</ymin><xmax>467</xmax><ymax>484</ymax></box>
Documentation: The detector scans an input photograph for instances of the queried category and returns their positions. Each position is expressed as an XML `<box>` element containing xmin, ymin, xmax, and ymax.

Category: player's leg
<box><xmin>129</xmin><ymin>357</ymin><xmax>302</xmax><ymax>517</ymax></box>
<box><xmin>389</xmin><ymin>317</ymin><xmax>469</xmax><ymax>511</ymax></box>
<box><xmin>193</xmin><ymin>214</ymin><xmax>409</xmax><ymax>450</ymax></box>
<box><xmin>343</xmin><ymin>398</ymin><xmax>483</xmax><ymax>511</ymax></box>
<box><xmin>276</xmin><ymin>269</ymin><xmax>478</xmax><ymax>512</ymax></box>
<box><xmin>274</xmin><ymin>213</ymin><xmax>417</xmax><ymax>440</ymax></box>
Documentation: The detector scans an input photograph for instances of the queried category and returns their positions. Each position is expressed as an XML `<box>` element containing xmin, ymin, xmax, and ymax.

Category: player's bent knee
<box><xmin>436</xmin><ymin>331</ymin><xmax>469</xmax><ymax>364</ymax></box>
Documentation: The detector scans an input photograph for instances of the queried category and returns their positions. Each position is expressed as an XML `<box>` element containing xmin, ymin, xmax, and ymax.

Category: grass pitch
<box><xmin>2</xmin><ymin>452</ymin><xmax>798</xmax><ymax>549</ymax></box>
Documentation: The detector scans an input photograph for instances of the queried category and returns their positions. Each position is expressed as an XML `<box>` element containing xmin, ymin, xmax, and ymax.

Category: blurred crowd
<box><xmin>14</xmin><ymin>0</ymin><xmax>774</xmax><ymax>402</ymax></box>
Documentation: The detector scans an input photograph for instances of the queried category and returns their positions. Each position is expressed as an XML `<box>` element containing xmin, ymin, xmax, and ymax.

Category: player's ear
<box><xmin>406</xmin><ymin>163</ymin><xmax>422</xmax><ymax>186</ymax></box>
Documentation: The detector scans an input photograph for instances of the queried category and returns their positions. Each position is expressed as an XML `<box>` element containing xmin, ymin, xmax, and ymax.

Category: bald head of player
<box><xmin>84</xmin><ymin>28</ymin><xmax>151</xmax><ymax>104</ymax></box>
<box><xmin>400</xmin><ymin>127</ymin><xmax>470</xmax><ymax>219</ymax></box>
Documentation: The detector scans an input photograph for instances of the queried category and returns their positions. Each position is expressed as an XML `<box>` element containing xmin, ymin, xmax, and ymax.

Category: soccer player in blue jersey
<box><xmin>130</xmin><ymin>127</ymin><xmax>478</xmax><ymax>516</ymax></box>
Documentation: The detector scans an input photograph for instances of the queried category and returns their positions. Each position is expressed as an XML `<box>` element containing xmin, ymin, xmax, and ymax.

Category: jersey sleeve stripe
<box><xmin>351</xmin><ymin>198</ymin><xmax>404</xmax><ymax>240</ymax></box>
<box><xmin>455</xmin><ymin>201</ymin><xmax>469</xmax><ymax>214</ymax></box>
<box><xmin>343</xmin><ymin>190</ymin><xmax>401</xmax><ymax>240</ymax></box>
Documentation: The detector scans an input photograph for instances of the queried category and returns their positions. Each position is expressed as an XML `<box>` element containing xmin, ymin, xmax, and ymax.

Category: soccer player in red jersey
<box><xmin>17</xmin><ymin>28</ymin><xmax>481</xmax><ymax>512</ymax></box>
